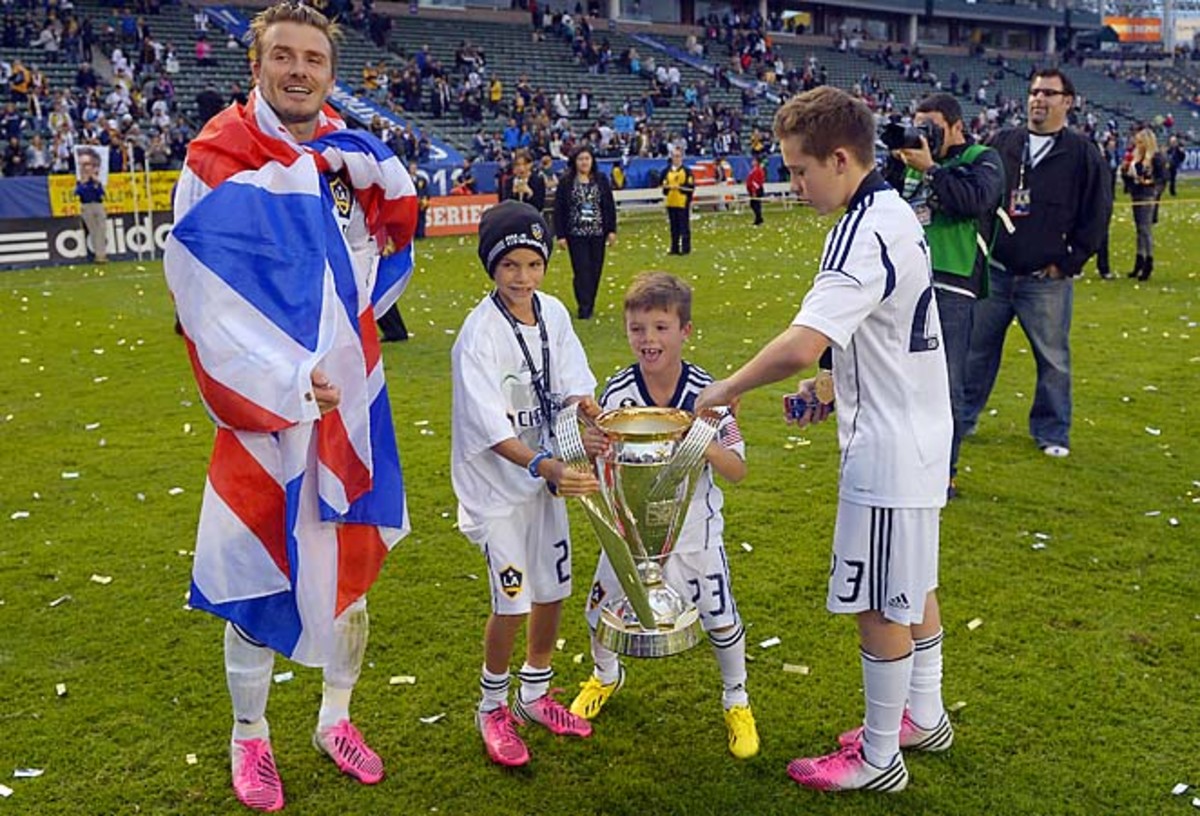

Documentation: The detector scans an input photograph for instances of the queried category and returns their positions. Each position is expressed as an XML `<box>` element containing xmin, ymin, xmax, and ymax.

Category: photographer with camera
<box><xmin>882</xmin><ymin>94</ymin><xmax>1005</xmax><ymax>498</ymax></box>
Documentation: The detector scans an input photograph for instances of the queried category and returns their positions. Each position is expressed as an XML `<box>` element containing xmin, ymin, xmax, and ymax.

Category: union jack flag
<box><xmin>164</xmin><ymin>91</ymin><xmax>417</xmax><ymax>665</ymax></box>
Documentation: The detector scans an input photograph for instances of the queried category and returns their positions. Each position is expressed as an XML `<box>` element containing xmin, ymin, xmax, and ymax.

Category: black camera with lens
<box><xmin>880</xmin><ymin>120</ymin><xmax>943</xmax><ymax>156</ymax></box>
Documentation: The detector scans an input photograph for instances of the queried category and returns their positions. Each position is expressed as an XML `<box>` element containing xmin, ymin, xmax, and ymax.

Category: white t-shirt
<box><xmin>452</xmin><ymin>292</ymin><xmax>596</xmax><ymax>520</ymax></box>
<box><xmin>599</xmin><ymin>361</ymin><xmax>744</xmax><ymax>552</ymax></box>
<box><xmin>793</xmin><ymin>172</ymin><xmax>952</xmax><ymax>509</ymax></box>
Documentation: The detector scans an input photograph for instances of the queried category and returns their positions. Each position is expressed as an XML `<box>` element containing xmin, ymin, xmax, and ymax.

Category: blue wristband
<box><xmin>527</xmin><ymin>450</ymin><xmax>552</xmax><ymax>479</ymax></box>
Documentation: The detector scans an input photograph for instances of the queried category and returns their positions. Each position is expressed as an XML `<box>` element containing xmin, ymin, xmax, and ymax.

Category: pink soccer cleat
<box><xmin>837</xmin><ymin>709</ymin><xmax>954</xmax><ymax>753</ymax></box>
<box><xmin>787</xmin><ymin>745</ymin><xmax>909</xmax><ymax>793</ymax></box>
<box><xmin>231</xmin><ymin>738</ymin><xmax>285</xmax><ymax>812</ymax></box>
<box><xmin>513</xmin><ymin>692</ymin><xmax>593</xmax><ymax>737</ymax></box>
<box><xmin>478</xmin><ymin>705</ymin><xmax>530</xmax><ymax>767</ymax></box>
<box><xmin>313</xmin><ymin>720</ymin><xmax>385</xmax><ymax>784</ymax></box>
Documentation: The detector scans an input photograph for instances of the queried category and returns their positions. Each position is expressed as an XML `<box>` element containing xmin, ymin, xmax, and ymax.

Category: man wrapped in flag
<box><xmin>162</xmin><ymin>4</ymin><xmax>417</xmax><ymax>811</ymax></box>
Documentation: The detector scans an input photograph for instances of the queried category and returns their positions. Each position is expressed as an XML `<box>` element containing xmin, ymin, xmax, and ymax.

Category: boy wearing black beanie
<box><xmin>451</xmin><ymin>200</ymin><xmax>604</xmax><ymax>767</ymax></box>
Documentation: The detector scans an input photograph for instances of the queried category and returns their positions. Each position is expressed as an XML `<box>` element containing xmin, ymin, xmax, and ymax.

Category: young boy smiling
<box><xmin>569</xmin><ymin>271</ymin><xmax>760</xmax><ymax>760</ymax></box>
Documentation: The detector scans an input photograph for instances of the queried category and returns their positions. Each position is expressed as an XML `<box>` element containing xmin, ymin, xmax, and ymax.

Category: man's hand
<box><xmin>311</xmin><ymin>369</ymin><xmax>341</xmax><ymax>415</ymax></box>
<box><xmin>894</xmin><ymin>135</ymin><xmax>935</xmax><ymax>174</ymax></box>
<box><xmin>606</xmin><ymin>231</ymin><xmax>617</xmax><ymax>247</ymax></box>
<box><xmin>784</xmin><ymin>378</ymin><xmax>833</xmax><ymax>428</ymax></box>
<box><xmin>695</xmin><ymin>379</ymin><xmax>738</xmax><ymax>413</ymax></box>
<box><xmin>541</xmin><ymin>458</ymin><xmax>600</xmax><ymax>496</ymax></box>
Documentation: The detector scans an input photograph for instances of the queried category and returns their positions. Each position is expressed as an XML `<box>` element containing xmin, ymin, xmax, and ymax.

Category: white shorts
<box><xmin>465</xmin><ymin>490</ymin><xmax>573</xmax><ymax>615</ymax></box>
<box><xmin>826</xmin><ymin>501</ymin><xmax>939</xmax><ymax>626</ymax></box>
<box><xmin>585</xmin><ymin>542</ymin><xmax>739</xmax><ymax>633</ymax></box>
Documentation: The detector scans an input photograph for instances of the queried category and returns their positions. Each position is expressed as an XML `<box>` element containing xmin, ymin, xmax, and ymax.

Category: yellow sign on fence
<box><xmin>49</xmin><ymin>170</ymin><xmax>180</xmax><ymax>217</ymax></box>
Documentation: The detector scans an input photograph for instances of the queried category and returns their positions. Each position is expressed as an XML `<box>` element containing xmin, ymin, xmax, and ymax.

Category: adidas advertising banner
<box><xmin>0</xmin><ymin>214</ymin><xmax>174</xmax><ymax>270</ymax></box>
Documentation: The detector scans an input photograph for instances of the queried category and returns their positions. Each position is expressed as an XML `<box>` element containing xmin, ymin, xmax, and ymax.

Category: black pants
<box><xmin>667</xmin><ymin>206</ymin><xmax>690</xmax><ymax>254</ymax></box>
<box><xmin>568</xmin><ymin>235</ymin><xmax>607</xmax><ymax>319</ymax></box>
<box><xmin>377</xmin><ymin>303</ymin><xmax>408</xmax><ymax>341</ymax></box>
<box><xmin>750</xmin><ymin>198</ymin><xmax>763</xmax><ymax>225</ymax></box>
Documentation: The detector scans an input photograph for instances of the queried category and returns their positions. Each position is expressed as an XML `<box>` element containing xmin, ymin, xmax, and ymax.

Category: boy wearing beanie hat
<box><xmin>451</xmin><ymin>200</ymin><xmax>604</xmax><ymax>767</ymax></box>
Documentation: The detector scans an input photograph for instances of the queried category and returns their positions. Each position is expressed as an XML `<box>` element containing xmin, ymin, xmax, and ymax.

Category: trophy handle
<box><xmin>554</xmin><ymin>403</ymin><xmax>659</xmax><ymax>629</ymax></box>
<box><xmin>645</xmin><ymin>408</ymin><xmax>723</xmax><ymax>503</ymax></box>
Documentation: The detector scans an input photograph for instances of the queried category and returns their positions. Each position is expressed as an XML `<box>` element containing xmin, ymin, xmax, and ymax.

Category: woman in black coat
<box><xmin>552</xmin><ymin>145</ymin><xmax>617</xmax><ymax>319</ymax></box>
<box><xmin>499</xmin><ymin>148</ymin><xmax>546</xmax><ymax>213</ymax></box>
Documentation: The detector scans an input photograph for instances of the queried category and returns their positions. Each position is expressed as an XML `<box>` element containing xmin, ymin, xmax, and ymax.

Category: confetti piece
<box><xmin>572</xmin><ymin>653</ymin><xmax>584</xmax><ymax>664</ymax></box>
<box><xmin>185</xmin><ymin>754</ymin><xmax>198</xmax><ymax>766</ymax></box>
<box><xmin>89</xmin><ymin>574</ymin><xmax>113</xmax><ymax>585</ymax></box>
<box><xmin>1145</xmin><ymin>427</ymin><xmax>1162</xmax><ymax>436</ymax></box>
<box><xmin>413</xmin><ymin>420</ymin><xmax>430</xmax><ymax>426</ymax></box>
<box><xmin>1169</xmin><ymin>518</ymin><xmax>1180</xmax><ymax>527</ymax></box>
<box><xmin>1192</xmin><ymin>796</ymin><xmax>1200</xmax><ymax>809</ymax></box>
<box><xmin>84</xmin><ymin>422</ymin><xmax>100</xmax><ymax>430</ymax></box>
<box><xmin>1173</xmin><ymin>783</ymin><xmax>1191</xmax><ymax>795</ymax></box>
<box><xmin>0</xmin><ymin>784</ymin><xmax>12</xmax><ymax>798</ymax></box>
<box><xmin>389</xmin><ymin>675</ymin><xmax>417</xmax><ymax>685</ymax></box>
<box><xmin>1033</xmin><ymin>532</ymin><xmax>1050</xmax><ymax>540</ymax></box>
<box><xmin>48</xmin><ymin>595</ymin><xmax>71</xmax><ymax>607</ymax></box>
<box><xmin>183</xmin><ymin>422</ymin><xmax>192</xmax><ymax>434</ymax></box>
<box><xmin>419</xmin><ymin>713</ymin><xmax>446</xmax><ymax>725</ymax></box>
<box><xmin>10</xmin><ymin>511</ymin><xmax>30</xmax><ymax>520</ymax></box>
<box><xmin>55</xmin><ymin>683</ymin><xmax>67</xmax><ymax>697</ymax></box>
<box><xmin>1145</xmin><ymin>510</ymin><xmax>1162</xmax><ymax>517</ymax></box>
<box><xmin>966</xmin><ymin>618</ymin><xmax>984</xmax><ymax>631</ymax></box>
<box><xmin>61</xmin><ymin>472</ymin><xmax>80</xmax><ymax>480</ymax></box>
<box><xmin>93</xmin><ymin>376</ymin><xmax>108</xmax><ymax>383</ymax></box>
<box><xmin>12</xmin><ymin>769</ymin><xmax>43</xmax><ymax>779</ymax></box>
<box><xmin>272</xmin><ymin>671</ymin><xmax>294</xmax><ymax>684</ymax></box>
<box><xmin>948</xmin><ymin>700</ymin><xmax>967</xmax><ymax>712</ymax></box>
<box><xmin>555</xmin><ymin>638</ymin><xmax>566</xmax><ymax>651</ymax></box>
<box><xmin>1031</xmin><ymin>543</ymin><xmax>1046</xmax><ymax>550</ymax></box>
<box><xmin>782</xmin><ymin>663</ymin><xmax>810</xmax><ymax>675</ymax></box>
<box><xmin>740</xmin><ymin>542</ymin><xmax>753</xmax><ymax>552</ymax></box>
<box><xmin>759</xmin><ymin>636</ymin><xmax>781</xmax><ymax>649</ymax></box>
<box><xmin>168</xmin><ymin>487</ymin><xmax>185</xmax><ymax>496</ymax></box>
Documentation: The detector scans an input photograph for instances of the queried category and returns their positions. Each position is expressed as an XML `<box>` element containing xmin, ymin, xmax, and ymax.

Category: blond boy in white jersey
<box><xmin>697</xmin><ymin>86</ymin><xmax>954</xmax><ymax>793</ymax></box>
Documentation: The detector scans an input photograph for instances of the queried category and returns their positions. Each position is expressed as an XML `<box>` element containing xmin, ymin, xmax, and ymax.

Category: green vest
<box><xmin>904</xmin><ymin>143</ymin><xmax>989</xmax><ymax>279</ymax></box>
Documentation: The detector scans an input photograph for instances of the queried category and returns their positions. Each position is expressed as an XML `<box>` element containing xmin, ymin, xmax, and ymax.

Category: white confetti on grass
<box><xmin>48</xmin><ymin>595</ymin><xmax>71</xmax><ymax>607</ymax></box>
<box><xmin>185</xmin><ymin>754</ymin><xmax>198</xmax><ymax>766</ymax></box>
<box><xmin>389</xmin><ymin>676</ymin><xmax>417</xmax><ymax>685</ymax></box>
<box><xmin>167</xmin><ymin>487</ymin><xmax>185</xmax><ymax>496</ymax></box>
<box><xmin>1173</xmin><ymin>783</ymin><xmax>1191</xmax><ymax>795</ymax></box>
<box><xmin>782</xmin><ymin>663</ymin><xmax>810</xmax><ymax>675</ymax></box>
<box><xmin>740</xmin><ymin>542</ymin><xmax>753</xmax><ymax>552</ymax></box>
<box><xmin>10</xmin><ymin>511</ymin><xmax>30</xmax><ymax>520</ymax></box>
<box><xmin>55</xmin><ymin>683</ymin><xmax>67</xmax><ymax>697</ymax></box>
<box><xmin>759</xmin><ymin>636</ymin><xmax>781</xmax><ymax>649</ymax></box>
<box><xmin>272</xmin><ymin>671</ymin><xmax>294</xmax><ymax>684</ymax></box>
<box><xmin>966</xmin><ymin>618</ymin><xmax>984</xmax><ymax>631</ymax></box>
<box><xmin>89</xmin><ymin>575</ymin><xmax>113</xmax><ymax>585</ymax></box>
<box><xmin>1145</xmin><ymin>427</ymin><xmax>1162</xmax><ymax>436</ymax></box>
<box><xmin>0</xmin><ymin>783</ymin><xmax>12</xmax><ymax>798</ymax></box>
<box><xmin>12</xmin><ymin>769</ymin><xmax>43</xmax><ymax>779</ymax></box>
<box><xmin>947</xmin><ymin>700</ymin><xmax>968</xmax><ymax>713</ymax></box>
<box><xmin>61</xmin><ymin>472</ymin><xmax>80</xmax><ymax>479</ymax></box>
<box><xmin>419</xmin><ymin>713</ymin><xmax>446</xmax><ymax>724</ymax></box>
<box><xmin>84</xmin><ymin>422</ymin><xmax>100</xmax><ymax>430</ymax></box>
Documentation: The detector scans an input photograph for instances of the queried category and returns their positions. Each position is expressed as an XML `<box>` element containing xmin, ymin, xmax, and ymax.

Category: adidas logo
<box><xmin>886</xmin><ymin>592</ymin><xmax>910</xmax><ymax>610</ymax></box>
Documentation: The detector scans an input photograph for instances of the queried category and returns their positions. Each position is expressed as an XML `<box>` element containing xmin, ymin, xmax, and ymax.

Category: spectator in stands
<box><xmin>4</xmin><ymin>135</ymin><xmax>24</xmax><ymax>176</ymax></box>
<box><xmin>74</xmin><ymin>146</ymin><xmax>106</xmax><ymax>263</ymax></box>
<box><xmin>195</xmin><ymin>34</ymin><xmax>215</xmax><ymax>67</ymax></box>
<box><xmin>553</xmin><ymin>144</ymin><xmax>617</xmax><ymax>319</ymax></box>
<box><xmin>963</xmin><ymin>69</ymin><xmax>1111</xmax><ymax>460</ymax></box>
<box><xmin>884</xmin><ymin>93</ymin><xmax>1005</xmax><ymax>497</ymax></box>
<box><xmin>25</xmin><ymin>133</ymin><xmax>50</xmax><ymax>175</ymax></box>
<box><xmin>1121</xmin><ymin>127</ymin><xmax>1166</xmax><ymax>282</ymax></box>
<box><xmin>195</xmin><ymin>83</ymin><xmax>224</xmax><ymax>126</ymax></box>
<box><xmin>229</xmin><ymin>82</ymin><xmax>248</xmax><ymax>106</ymax></box>
<box><xmin>502</xmin><ymin>148</ymin><xmax>546</xmax><ymax>212</ymax></box>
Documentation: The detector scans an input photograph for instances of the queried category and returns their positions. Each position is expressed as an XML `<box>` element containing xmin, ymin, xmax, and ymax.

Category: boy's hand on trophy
<box><xmin>547</xmin><ymin>459</ymin><xmax>600</xmax><ymax>496</ymax></box>
<box><xmin>576</xmin><ymin>396</ymin><xmax>603</xmax><ymax>419</ymax></box>
<box><xmin>582</xmin><ymin>426</ymin><xmax>611</xmax><ymax>458</ymax></box>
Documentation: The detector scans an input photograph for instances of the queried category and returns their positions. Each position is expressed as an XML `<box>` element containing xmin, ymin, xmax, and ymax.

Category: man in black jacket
<box><xmin>961</xmin><ymin>69</ymin><xmax>1112</xmax><ymax>459</ymax></box>
<box><xmin>884</xmin><ymin>93</ymin><xmax>1005</xmax><ymax>496</ymax></box>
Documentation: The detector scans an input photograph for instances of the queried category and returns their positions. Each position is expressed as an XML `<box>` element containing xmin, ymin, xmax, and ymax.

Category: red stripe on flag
<box><xmin>208</xmin><ymin>429</ymin><xmax>290</xmax><ymax>579</ymax></box>
<box><xmin>318</xmin><ymin>410</ymin><xmax>373</xmax><ymax>506</ymax></box>
<box><xmin>184</xmin><ymin>335</ymin><xmax>291</xmax><ymax>432</ymax></box>
<box><xmin>359</xmin><ymin>309</ymin><xmax>381</xmax><ymax>373</ymax></box>
<box><xmin>335</xmin><ymin>524</ymin><xmax>389</xmax><ymax>616</ymax></box>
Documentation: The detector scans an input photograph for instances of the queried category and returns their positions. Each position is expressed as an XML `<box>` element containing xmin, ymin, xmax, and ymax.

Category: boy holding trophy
<box><xmin>697</xmin><ymin>87</ymin><xmax>954</xmax><ymax>793</ymax></box>
<box><xmin>569</xmin><ymin>272</ymin><xmax>760</xmax><ymax>760</ymax></box>
<box><xmin>451</xmin><ymin>201</ymin><xmax>603</xmax><ymax>768</ymax></box>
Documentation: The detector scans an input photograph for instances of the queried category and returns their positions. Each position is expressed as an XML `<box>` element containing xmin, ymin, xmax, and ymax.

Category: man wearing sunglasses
<box><xmin>961</xmin><ymin>68</ymin><xmax>1111</xmax><ymax>460</ymax></box>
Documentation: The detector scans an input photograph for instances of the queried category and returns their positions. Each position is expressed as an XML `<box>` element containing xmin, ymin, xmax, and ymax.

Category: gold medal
<box><xmin>814</xmin><ymin>370</ymin><xmax>835</xmax><ymax>405</ymax></box>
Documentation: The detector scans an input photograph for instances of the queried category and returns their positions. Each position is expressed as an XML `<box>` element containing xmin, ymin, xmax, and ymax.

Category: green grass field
<box><xmin>2</xmin><ymin>191</ymin><xmax>1198</xmax><ymax>816</ymax></box>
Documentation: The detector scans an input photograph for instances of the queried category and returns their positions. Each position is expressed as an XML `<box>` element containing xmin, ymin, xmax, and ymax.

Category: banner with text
<box><xmin>48</xmin><ymin>171</ymin><xmax>179</xmax><ymax>217</ymax></box>
<box><xmin>424</xmin><ymin>194</ymin><xmax>498</xmax><ymax>236</ymax></box>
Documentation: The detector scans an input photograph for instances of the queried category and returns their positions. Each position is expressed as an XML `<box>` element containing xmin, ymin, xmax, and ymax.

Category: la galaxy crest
<box><xmin>498</xmin><ymin>564</ymin><xmax>524</xmax><ymax>598</ymax></box>
<box><xmin>329</xmin><ymin>176</ymin><xmax>353</xmax><ymax>218</ymax></box>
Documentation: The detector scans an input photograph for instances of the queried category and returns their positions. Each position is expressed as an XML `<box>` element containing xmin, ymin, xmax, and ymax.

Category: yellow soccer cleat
<box><xmin>568</xmin><ymin>667</ymin><xmax>625</xmax><ymax>720</ymax></box>
<box><xmin>725</xmin><ymin>704</ymin><xmax>760</xmax><ymax>759</ymax></box>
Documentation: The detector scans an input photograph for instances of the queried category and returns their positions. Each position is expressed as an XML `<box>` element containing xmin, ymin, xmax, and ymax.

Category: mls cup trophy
<box><xmin>555</xmin><ymin>403</ymin><xmax>723</xmax><ymax>658</ymax></box>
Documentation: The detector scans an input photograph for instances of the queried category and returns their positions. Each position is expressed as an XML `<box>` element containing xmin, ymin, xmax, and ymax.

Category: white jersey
<box><xmin>793</xmin><ymin>172</ymin><xmax>952</xmax><ymax>508</ymax></box>
<box><xmin>599</xmin><ymin>361</ymin><xmax>745</xmax><ymax>552</ymax></box>
<box><xmin>452</xmin><ymin>291</ymin><xmax>597</xmax><ymax>521</ymax></box>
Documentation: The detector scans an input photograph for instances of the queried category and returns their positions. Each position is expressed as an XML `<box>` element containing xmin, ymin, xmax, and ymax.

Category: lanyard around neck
<box><xmin>490</xmin><ymin>291</ymin><xmax>555</xmax><ymax>439</ymax></box>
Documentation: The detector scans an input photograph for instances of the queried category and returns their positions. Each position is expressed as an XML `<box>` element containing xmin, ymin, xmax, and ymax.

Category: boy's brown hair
<box><xmin>773</xmin><ymin>86</ymin><xmax>875</xmax><ymax>168</ymax></box>
<box><xmin>250</xmin><ymin>2</ymin><xmax>341</xmax><ymax>71</ymax></box>
<box><xmin>624</xmin><ymin>272</ymin><xmax>692</xmax><ymax>326</ymax></box>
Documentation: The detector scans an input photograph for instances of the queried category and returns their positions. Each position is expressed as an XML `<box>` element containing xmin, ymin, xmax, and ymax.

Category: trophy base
<box><xmin>596</xmin><ymin>605</ymin><xmax>704</xmax><ymax>658</ymax></box>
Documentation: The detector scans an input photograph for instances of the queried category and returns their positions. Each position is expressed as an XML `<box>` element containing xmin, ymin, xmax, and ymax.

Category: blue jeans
<box><xmin>963</xmin><ymin>268</ymin><xmax>1073</xmax><ymax>449</ymax></box>
<box><xmin>935</xmin><ymin>288</ymin><xmax>974</xmax><ymax>478</ymax></box>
